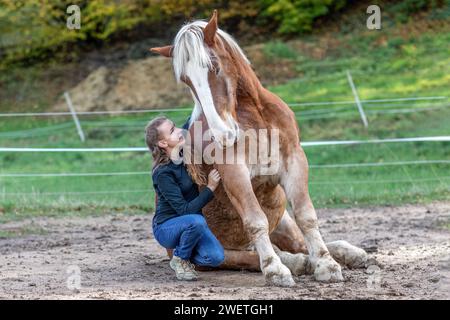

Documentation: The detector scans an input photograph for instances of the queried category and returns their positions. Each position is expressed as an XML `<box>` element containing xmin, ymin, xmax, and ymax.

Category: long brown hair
<box><xmin>145</xmin><ymin>116</ymin><xmax>171</xmax><ymax>173</ymax></box>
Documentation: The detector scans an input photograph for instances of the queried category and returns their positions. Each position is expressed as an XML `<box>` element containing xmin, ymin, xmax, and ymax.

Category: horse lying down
<box><xmin>151</xmin><ymin>10</ymin><xmax>370</xmax><ymax>287</ymax></box>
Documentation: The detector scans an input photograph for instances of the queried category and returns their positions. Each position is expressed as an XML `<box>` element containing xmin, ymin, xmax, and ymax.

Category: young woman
<box><xmin>145</xmin><ymin>116</ymin><xmax>225</xmax><ymax>281</ymax></box>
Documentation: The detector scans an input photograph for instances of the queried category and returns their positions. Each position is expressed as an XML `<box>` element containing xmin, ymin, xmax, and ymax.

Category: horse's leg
<box><xmin>274</xmin><ymin>243</ymin><xmax>368</xmax><ymax>276</ymax></box>
<box><xmin>221</xmin><ymin>248</ymin><xmax>363</xmax><ymax>275</ymax></box>
<box><xmin>273</xmin><ymin>245</ymin><xmax>312</xmax><ymax>276</ymax></box>
<box><xmin>218</xmin><ymin>163</ymin><xmax>295</xmax><ymax>287</ymax></box>
<box><xmin>190</xmin><ymin>250</ymin><xmax>260</xmax><ymax>272</ymax></box>
<box><xmin>167</xmin><ymin>244</ymin><xmax>261</xmax><ymax>271</ymax></box>
<box><xmin>270</xmin><ymin>211</ymin><xmax>368</xmax><ymax>269</ymax></box>
<box><xmin>325</xmin><ymin>240</ymin><xmax>369</xmax><ymax>269</ymax></box>
<box><xmin>270</xmin><ymin>210</ymin><xmax>307</xmax><ymax>254</ymax></box>
<box><xmin>280</xmin><ymin>146</ymin><xmax>343</xmax><ymax>282</ymax></box>
<box><xmin>219</xmin><ymin>249</ymin><xmax>260</xmax><ymax>271</ymax></box>
<box><xmin>166</xmin><ymin>216</ymin><xmax>367</xmax><ymax>273</ymax></box>
<box><xmin>270</xmin><ymin>210</ymin><xmax>311</xmax><ymax>276</ymax></box>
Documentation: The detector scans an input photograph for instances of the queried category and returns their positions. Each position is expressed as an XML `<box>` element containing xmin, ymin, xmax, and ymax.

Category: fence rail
<box><xmin>1</xmin><ymin>160</ymin><xmax>449</xmax><ymax>178</ymax></box>
<box><xmin>0</xmin><ymin>136</ymin><xmax>448</xmax><ymax>153</ymax></box>
<box><xmin>0</xmin><ymin>96</ymin><xmax>447</xmax><ymax>118</ymax></box>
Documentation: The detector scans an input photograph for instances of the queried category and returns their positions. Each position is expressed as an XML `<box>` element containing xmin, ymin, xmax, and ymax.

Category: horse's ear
<box><xmin>204</xmin><ymin>9</ymin><xmax>218</xmax><ymax>47</ymax></box>
<box><xmin>149</xmin><ymin>45</ymin><xmax>173</xmax><ymax>58</ymax></box>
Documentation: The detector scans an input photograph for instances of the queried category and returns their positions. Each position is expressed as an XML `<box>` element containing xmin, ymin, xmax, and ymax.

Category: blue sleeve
<box><xmin>156</xmin><ymin>171</ymin><xmax>214</xmax><ymax>215</ymax></box>
<box><xmin>182</xmin><ymin>116</ymin><xmax>191</xmax><ymax>130</ymax></box>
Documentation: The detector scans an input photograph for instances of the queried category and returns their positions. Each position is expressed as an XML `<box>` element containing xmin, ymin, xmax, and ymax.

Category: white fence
<box><xmin>0</xmin><ymin>136</ymin><xmax>448</xmax><ymax>198</ymax></box>
<box><xmin>0</xmin><ymin>94</ymin><xmax>448</xmax><ymax>140</ymax></box>
<box><xmin>0</xmin><ymin>135</ymin><xmax>449</xmax><ymax>152</ymax></box>
<box><xmin>0</xmin><ymin>88</ymin><xmax>449</xmax><ymax>201</ymax></box>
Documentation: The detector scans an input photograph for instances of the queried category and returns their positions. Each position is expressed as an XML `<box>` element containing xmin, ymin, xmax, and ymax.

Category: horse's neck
<box><xmin>236</xmin><ymin>68</ymin><xmax>264</xmax><ymax>108</ymax></box>
<box><xmin>236</xmin><ymin>71</ymin><xmax>274</xmax><ymax>112</ymax></box>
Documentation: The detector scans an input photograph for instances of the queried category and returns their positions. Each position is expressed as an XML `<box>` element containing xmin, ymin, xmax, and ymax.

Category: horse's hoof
<box><xmin>313</xmin><ymin>255</ymin><xmax>344</xmax><ymax>282</ymax></box>
<box><xmin>277</xmin><ymin>251</ymin><xmax>312</xmax><ymax>276</ymax></box>
<box><xmin>264</xmin><ymin>260</ymin><xmax>295</xmax><ymax>287</ymax></box>
<box><xmin>327</xmin><ymin>240</ymin><xmax>368</xmax><ymax>269</ymax></box>
<box><xmin>266</xmin><ymin>272</ymin><xmax>296</xmax><ymax>287</ymax></box>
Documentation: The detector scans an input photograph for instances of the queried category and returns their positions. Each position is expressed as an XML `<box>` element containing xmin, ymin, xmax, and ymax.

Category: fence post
<box><xmin>346</xmin><ymin>70</ymin><xmax>368</xmax><ymax>128</ymax></box>
<box><xmin>63</xmin><ymin>92</ymin><xmax>85</xmax><ymax>142</ymax></box>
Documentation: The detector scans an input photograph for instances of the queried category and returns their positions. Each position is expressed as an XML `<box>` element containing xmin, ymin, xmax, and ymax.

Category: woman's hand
<box><xmin>207</xmin><ymin>169</ymin><xmax>221</xmax><ymax>191</ymax></box>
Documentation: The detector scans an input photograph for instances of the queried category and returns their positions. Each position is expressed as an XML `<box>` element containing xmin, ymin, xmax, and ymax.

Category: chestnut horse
<box><xmin>150</xmin><ymin>10</ymin><xmax>368</xmax><ymax>287</ymax></box>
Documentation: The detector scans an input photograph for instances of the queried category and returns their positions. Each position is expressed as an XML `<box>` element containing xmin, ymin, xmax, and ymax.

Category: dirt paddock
<box><xmin>0</xmin><ymin>202</ymin><xmax>449</xmax><ymax>299</ymax></box>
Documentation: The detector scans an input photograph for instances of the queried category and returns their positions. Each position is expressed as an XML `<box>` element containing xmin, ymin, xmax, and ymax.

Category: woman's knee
<box><xmin>185</xmin><ymin>214</ymin><xmax>207</xmax><ymax>232</ymax></box>
<box><xmin>209</xmin><ymin>247</ymin><xmax>225</xmax><ymax>267</ymax></box>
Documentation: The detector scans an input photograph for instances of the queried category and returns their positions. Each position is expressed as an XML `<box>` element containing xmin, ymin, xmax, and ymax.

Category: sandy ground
<box><xmin>0</xmin><ymin>202</ymin><xmax>449</xmax><ymax>300</ymax></box>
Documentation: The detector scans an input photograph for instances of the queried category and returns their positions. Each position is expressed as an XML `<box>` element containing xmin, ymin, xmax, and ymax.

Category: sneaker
<box><xmin>180</xmin><ymin>258</ymin><xmax>199</xmax><ymax>276</ymax></box>
<box><xmin>169</xmin><ymin>256</ymin><xmax>198</xmax><ymax>281</ymax></box>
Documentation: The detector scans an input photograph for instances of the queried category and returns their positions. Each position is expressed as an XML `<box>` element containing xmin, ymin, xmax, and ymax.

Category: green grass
<box><xmin>0</xmin><ymin>106</ymin><xmax>448</xmax><ymax>219</ymax></box>
<box><xmin>0</xmin><ymin>26</ymin><xmax>449</xmax><ymax>222</ymax></box>
<box><xmin>267</xmin><ymin>32</ymin><xmax>450</xmax><ymax>104</ymax></box>
<box><xmin>264</xmin><ymin>41</ymin><xmax>298</xmax><ymax>60</ymax></box>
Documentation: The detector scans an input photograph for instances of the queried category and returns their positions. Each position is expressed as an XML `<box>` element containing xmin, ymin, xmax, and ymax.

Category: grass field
<box><xmin>0</xmin><ymin>26</ymin><xmax>449</xmax><ymax>222</ymax></box>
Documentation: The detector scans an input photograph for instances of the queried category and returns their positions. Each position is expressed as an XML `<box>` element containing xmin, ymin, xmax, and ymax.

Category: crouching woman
<box><xmin>145</xmin><ymin>116</ymin><xmax>224</xmax><ymax>281</ymax></box>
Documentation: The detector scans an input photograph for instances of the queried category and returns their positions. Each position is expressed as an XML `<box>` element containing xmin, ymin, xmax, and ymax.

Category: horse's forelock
<box><xmin>172</xmin><ymin>20</ymin><xmax>250</xmax><ymax>82</ymax></box>
<box><xmin>173</xmin><ymin>20</ymin><xmax>248</xmax><ymax>147</ymax></box>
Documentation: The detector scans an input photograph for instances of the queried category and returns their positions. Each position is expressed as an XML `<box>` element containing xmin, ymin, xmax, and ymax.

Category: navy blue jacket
<box><xmin>152</xmin><ymin>116</ymin><xmax>214</xmax><ymax>225</ymax></box>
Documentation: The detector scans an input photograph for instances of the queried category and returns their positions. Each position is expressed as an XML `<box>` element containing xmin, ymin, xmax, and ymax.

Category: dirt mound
<box><xmin>51</xmin><ymin>57</ymin><xmax>192</xmax><ymax>112</ymax></box>
<box><xmin>51</xmin><ymin>44</ymin><xmax>296</xmax><ymax>112</ymax></box>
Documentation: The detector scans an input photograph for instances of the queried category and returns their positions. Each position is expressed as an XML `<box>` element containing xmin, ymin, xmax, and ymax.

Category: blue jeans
<box><xmin>153</xmin><ymin>214</ymin><xmax>225</xmax><ymax>267</ymax></box>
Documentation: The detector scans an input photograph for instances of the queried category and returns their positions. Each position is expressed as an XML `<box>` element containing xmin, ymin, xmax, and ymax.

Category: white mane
<box><xmin>172</xmin><ymin>20</ymin><xmax>250</xmax><ymax>83</ymax></box>
<box><xmin>172</xmin><ymin>20</ymin><xmax>246</xmax><ymax>146</ymax></box>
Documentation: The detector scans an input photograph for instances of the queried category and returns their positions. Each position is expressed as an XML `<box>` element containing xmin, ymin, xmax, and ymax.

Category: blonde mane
<box><xmin>172</xmin><ymin>20</ymin><xmax>250</xmax><ymax>83</ymax></box>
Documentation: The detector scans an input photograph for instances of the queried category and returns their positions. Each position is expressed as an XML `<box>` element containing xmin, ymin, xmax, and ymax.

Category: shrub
<box><xmin>259</xmin><ymin>0</ymin><xmax>348</xmax><ymax>34</ymax></box>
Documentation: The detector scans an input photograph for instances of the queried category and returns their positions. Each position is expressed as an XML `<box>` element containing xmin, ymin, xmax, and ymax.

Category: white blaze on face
<box><xmin>185</xmin><ymin>60</ymin><xmax>238</xmax><ymax>148</ymax></box>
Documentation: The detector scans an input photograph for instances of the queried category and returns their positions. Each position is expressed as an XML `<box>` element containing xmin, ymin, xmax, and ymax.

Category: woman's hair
<box><xmin>145</xmin><ymin>116</ymin><xmax>171</xmax><ymax>173</ymax></box>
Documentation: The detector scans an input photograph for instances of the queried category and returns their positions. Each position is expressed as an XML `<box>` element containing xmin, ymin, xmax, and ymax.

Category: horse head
<box><xmin>150</xmin><ymin>10</ymin><xmax>251</xmax><ymax>149</ymax></box>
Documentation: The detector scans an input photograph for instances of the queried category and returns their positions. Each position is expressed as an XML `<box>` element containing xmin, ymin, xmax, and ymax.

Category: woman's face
<box><xmin>157</xmin><ymin>120</ymin><xmax>185</xmax><ymax>150</ymax></box>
